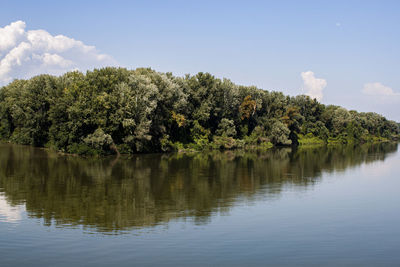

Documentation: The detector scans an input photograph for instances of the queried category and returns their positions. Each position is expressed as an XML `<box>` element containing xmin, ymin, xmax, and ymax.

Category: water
<box><xmin>0</xmin><ymin>143</ymin><xmax>399</xmax><ymax>266</ymax></box>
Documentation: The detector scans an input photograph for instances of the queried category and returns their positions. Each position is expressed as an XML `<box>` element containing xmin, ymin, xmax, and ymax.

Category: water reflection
<box><xmin>0</xmin><ymin>193</ymin><xmax>25</xmax><ymax>223</ymax></box>
<box><xmin>0</xmin><ymin>143</ymin><xmax>397</xmax><ymax>232</ymax></box>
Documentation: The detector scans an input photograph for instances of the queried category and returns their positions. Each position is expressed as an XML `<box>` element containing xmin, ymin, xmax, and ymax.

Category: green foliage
<box><xmin>302</xmin><ymin>121</ymin><xmax>329</xmax><ymax>141</ymax></box>
<box><xmin>239</xmin><ymin>95</ymin><xmax>256</xmax><ymax>120</ymax></box>
<box><xmin>212</xmin><ymin>135</ymin><xmax>237</xmax><ymax>149</ymax></box>
<box><xmin>0</xmin><ymin>67</ymin><xmax>398</xmax><ymax>154</ymax></box>
<box><xmin>83</xmin><ymin>128</ymin><xmax>114</xmax><ymax>154</ymax></box>
<box><xmin>190</xmin><ymin>120</ymin><xmax>210</xmax><ymax>150</ymax></box>
<box><xmin>243</xmin><ymin>126</ymin><xmax>270</xmax><ymax>146</ymax></box>
<box><xmin>298</xmin><ymin>133</ymin><xmax>325</xmax><ymax>146</ymax></box>
<box><xmin>269</xmin><ymin>121</ymin><xmax>292</xmax><ymax>145</ymax></box>
<box><xmin>216</xmin><ymin>118</ymin><xmax>237</xmax><ymax>137</ymax></box>
<box><xmin>160</xmin><ymin>134</ymin><xmax>173</xmax><ymax>152</ymax></box>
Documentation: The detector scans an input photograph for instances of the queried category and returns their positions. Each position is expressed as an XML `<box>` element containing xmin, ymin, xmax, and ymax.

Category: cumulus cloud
<box><xmin>0</xmin><ymin>20</ymin><xmax>115</xmax><ymax>85</ymax></box>
<box><xmin>301</xmin><ymin>71</ymin><xmax>327</xmax><ymax>101</ymax></box>
<box><xmin>362</xmin><ymin>82</ymin><xmax>399</xmax><ymax>96</ymax></box>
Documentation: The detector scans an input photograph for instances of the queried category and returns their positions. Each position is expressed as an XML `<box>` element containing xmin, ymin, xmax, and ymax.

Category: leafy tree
<box><xmin>111</xmin><ymin>73</ymin><xmax>158</xmax><ymax>152</ymax></box>
<box><xmin>239</xmin><ymin>95</ymin><xmax>256</xmax><ymax>120</ymax></box>
<box><xmin>269</xmin><ymin>121</ymin><xmax>292</xmax><ymax>145</ymax></box>
<box><xmin>332</xmin><ymin>107</ymin><xmax>351</xmax><ymax>136</ymax></box>
<box><xmin>281</xmin><ymin>106</ymin><xmax>303</xmax><ymax>145</ymax></box>
<box><xmin>83</xmin><ymin>128</ymin><xmax>114</xmax><ymax>154</ymax></box>
<box><xmin>216</xmin><ymin>118</ymin><xmax>237</xmax><ymax>137</ymax></box>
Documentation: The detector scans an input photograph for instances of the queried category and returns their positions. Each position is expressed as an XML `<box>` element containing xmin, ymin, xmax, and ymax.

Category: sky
<box><xmin>0</xmin><ymin>0</ymin><xmax>399</xmax><ymax>121</ymax></box>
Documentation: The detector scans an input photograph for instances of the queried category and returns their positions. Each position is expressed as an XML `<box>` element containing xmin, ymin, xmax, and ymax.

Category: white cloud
<box><xmin>0</xmin><ymin>21</ymin><xmax>25</xmax><ymax>54</ymax></box>
<box><xmin>0</xmin><ymin>20</ymin><xmax>115</xmax><ymax>85</ymax></box>
<box><xmin>362</xmin><ymin>82</ymin><xmax>399</xmax><ymax>96</ymax></box>
<box><xmin>301</xmin><ymin>71</ymin><xmax>327</xmax><ymax>101</ymax></box>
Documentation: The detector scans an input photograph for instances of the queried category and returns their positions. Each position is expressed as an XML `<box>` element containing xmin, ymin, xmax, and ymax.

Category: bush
<box><xmin>269</xmin><ymin>121</ymin><xmax>291</xmax><ymax>145</ymax></box>
<box><xmin>216</xmin><ymin>118</ymin><xmax>237</xmax><ymax>137</ymax></box>
<box><xmin>83</xmin><ymin>128</ymin><xmax>114</xmax><ymax>154</ymax></box>
<box><xmin>212</xmin><ymin>136</ymin><xmax>237</xmax><ymax>150</ymax></box>
<box><xmin>67</xmin><ymin>143</ymin><xmax>99</xmax><ymax>156</ymax></box>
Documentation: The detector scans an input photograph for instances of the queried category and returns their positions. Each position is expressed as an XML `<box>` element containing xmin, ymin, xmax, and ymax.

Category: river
<box><xmin>0</xmin><ymin>143</ymin><xmax>399</xmax><ymax>266</ymax></box>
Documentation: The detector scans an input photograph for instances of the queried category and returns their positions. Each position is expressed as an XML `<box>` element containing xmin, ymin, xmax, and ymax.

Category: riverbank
<box><xmin>3</xmin><ymin>134</ymin><xmax>398</xmax><ymax>157</ymax></box>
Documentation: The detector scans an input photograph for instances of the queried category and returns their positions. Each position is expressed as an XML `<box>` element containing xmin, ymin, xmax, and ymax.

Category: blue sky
<box><xmin>1</xmin><ymin>0</ymin><xmax>399</xmax><ymax>120</ymax></box>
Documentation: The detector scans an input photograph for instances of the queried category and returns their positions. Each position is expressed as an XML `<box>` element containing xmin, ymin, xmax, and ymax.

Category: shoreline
<box><xmin>1</xmin><ymin>138</ymin><xmax>398</xmax><ymax>158</ymax></box>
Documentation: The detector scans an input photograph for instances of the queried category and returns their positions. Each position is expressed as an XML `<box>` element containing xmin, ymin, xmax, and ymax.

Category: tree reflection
<box><xmin>0</xmin><ymin>143</ymin><xmax>397</xmax><ymax>233</ymax></box>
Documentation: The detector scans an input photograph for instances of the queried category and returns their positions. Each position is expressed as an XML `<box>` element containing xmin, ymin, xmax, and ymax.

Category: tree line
<box><xmin>0</xmin><ymin>67</ymin><xmax>398</xmax><ymax>155</ymax></box>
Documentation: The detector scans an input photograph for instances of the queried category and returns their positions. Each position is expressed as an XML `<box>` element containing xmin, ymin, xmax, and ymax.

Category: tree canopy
<box><xmin>0</xmin><ymin>67</ymin><xmax>398</xmax><ymax>155</ymax></box>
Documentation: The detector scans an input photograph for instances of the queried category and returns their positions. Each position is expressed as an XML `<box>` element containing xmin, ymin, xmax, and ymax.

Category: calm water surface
<box><xmin>0</xmin><ymin>143</ymin><xmax>399</xmax><ymax>266</ymax></box>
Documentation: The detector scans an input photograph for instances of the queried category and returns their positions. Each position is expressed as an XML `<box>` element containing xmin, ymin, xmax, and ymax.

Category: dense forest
<box><xmin>0</xmin><ymin>67</ymin><xmax>399</xmax><ymax>155</ymax></box>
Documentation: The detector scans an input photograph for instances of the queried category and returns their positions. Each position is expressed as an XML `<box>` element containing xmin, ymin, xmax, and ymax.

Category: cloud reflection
<box><xmin>0</xmin><ymin>193</ymin><xmax>25</xmax><ymax>223</ymax></box>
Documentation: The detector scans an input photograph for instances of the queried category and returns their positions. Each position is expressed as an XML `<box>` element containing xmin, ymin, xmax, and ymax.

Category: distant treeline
<box><xmin>0</xmin><ymin>67</ymin><xmax>399</xmax><ymax>155</ymax></box>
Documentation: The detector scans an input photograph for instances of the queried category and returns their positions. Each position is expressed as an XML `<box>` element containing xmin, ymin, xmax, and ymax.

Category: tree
<box><xmin>269</xmin><ymin>121</ymin><xmax>292</xmax><ymax>145</ymax></box>
<box><xmin>111</xmin><ymin>73</ymin><xmax>158</xmax><ymax>152</ymax></box>
<box><xmin>281</xmin><ymin>106</ymin><xmax>303</xmax><ymax>145</ymax></box>
<box><xmin>239</xmin><ymin>95</ymin><xmax>256</xmax><ymax>120</ymax></box>
<box><xmin>216</xmin><ymin>118</ymin><xmax>237</xmax><ymax>137</ymax></box>
<box><xmin>83</xmin><ymin>128</ymin><xmax>114</xmax><ymax>153</ymax></box>
<box><xmin>332</xmin><ymin>107</ymin><xmax>351</xmax><ymax>136</ymax></box>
